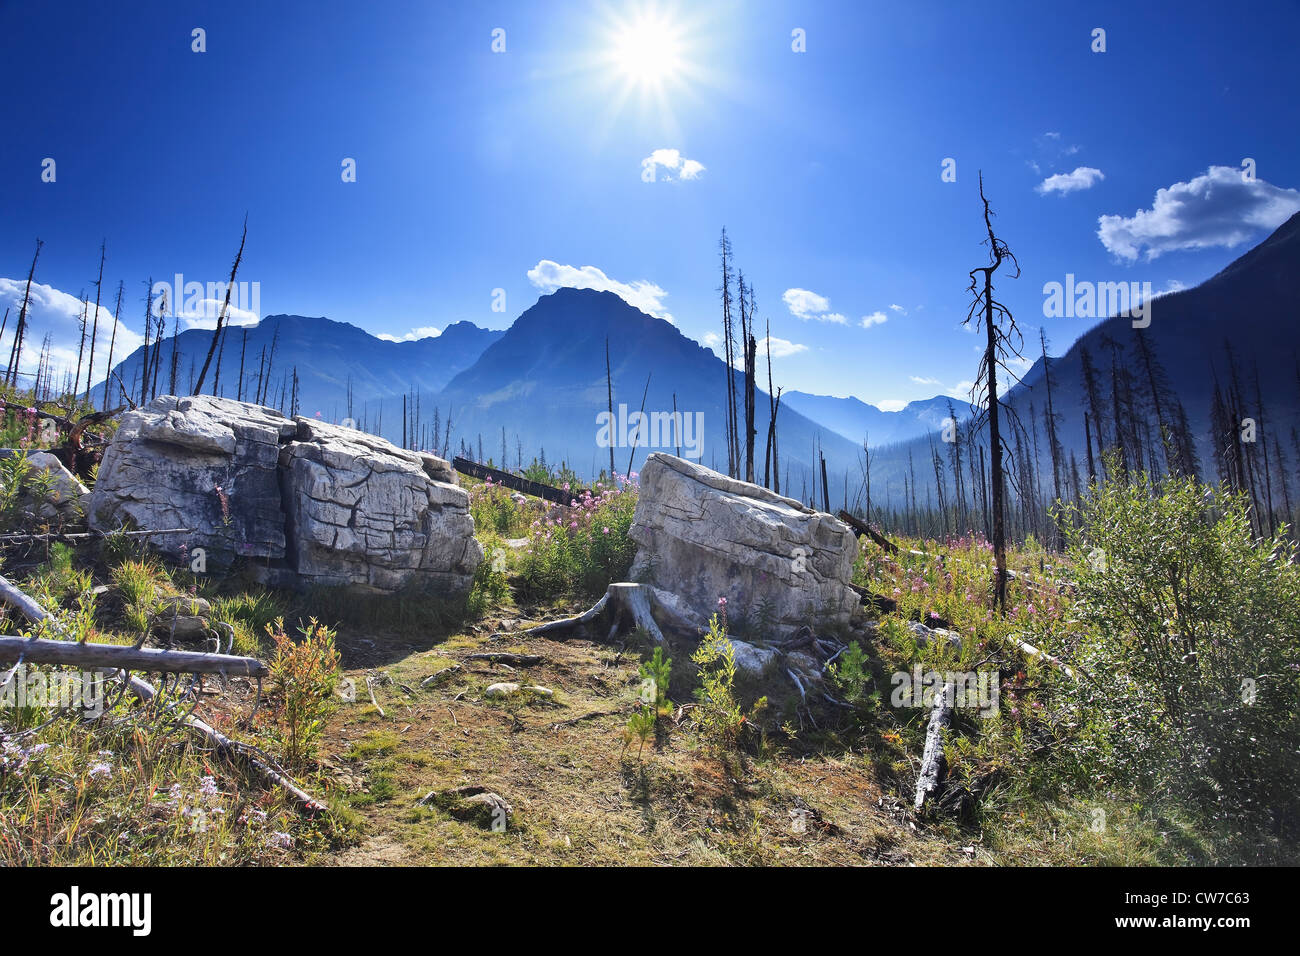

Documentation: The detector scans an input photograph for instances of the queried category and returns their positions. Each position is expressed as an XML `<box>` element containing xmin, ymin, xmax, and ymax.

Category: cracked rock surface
<box><xmin>87</xmin><ymin>395</ymin><xmax>482</xmax><ymax>595</ymax></box>
<box><xmin>628</xmin><ymin>453</ymin><xmax>860</xmax><ymax>636</ymax></box>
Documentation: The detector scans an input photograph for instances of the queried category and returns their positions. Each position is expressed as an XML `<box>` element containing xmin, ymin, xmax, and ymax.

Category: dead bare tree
<box><xmin>192</xmin><ymin>216</ymin><xmax>247</xmax><ymax>395</ymax></box>
<box><xmin>167</xmin><ymin>314</ymin><xmax>180</xmax><ymax>396</ymax></box>
<box><xmin>763</xmin><ymin>319</ymin><xmax>780</xmax><ymax>491</ymax></box>
<box><xmin>626</xmin><ymin>372</ymin><xmax>651</xmax><ymax>478</ymax></box>
<box><xmin>719</xmin><ymin>229</ymin><xmax>737</xmax><ymax>477</ymax></box>
<box><xmin>605</xmin><ymin>336</ymin><xmax>616</xmax><ymax>478</ymax></box>
<box><xmin>72</xmin><ymin>292</ymin><xmax>88</xmax><ymax>400</ymax></box>
<box><xmin>742</xmin><ymin>282</ymin><xmax>758</xmax><ymax>482</ymax></box>
<box><xmin>139</xmin><ymin>279</ymin><xmax>155</xmax><ymax>405</ymax></box>
<box><xmin>83</xmin><ymin>241</ymin><xmax>106</xmax><ymax>406</ymax></box>
<box><xmin>1039</xmin><ymin>330</ymin><xmax>1064</xmax><ymax>546</ymax></box>
<box><xmin>148</xmin><ymin>290</ymin><xmax>166</xmax><ymax>401</ymax></box>
<box><xmin>964</xmin><ymin>173</ymin><xmax>1022</xmax><ymax>611</ymax></box>
<box><xmin>102</xmin><ymin>280</ymin><xmax>124</xmax><ymax>410</ymax></box>
<box><xmin>6</xmin><ymin>238</ymin><xmax>43</xmax><ymax>388</ymax></box>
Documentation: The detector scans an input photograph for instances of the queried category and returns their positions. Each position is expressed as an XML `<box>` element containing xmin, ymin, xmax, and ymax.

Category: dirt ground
<box><xmin>306</xmin><ymin>606</ymin><xmax>983</xmax><ymax>867</ymax></box>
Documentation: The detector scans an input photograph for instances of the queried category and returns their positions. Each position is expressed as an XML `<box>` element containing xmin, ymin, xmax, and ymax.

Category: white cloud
<box><xmin>757</xmin><ymin>335</ymin><xmax>808</xmax><ymax>359</ymax></box>
<box><xmin>1037</xmin><ymin>166</ymin><xmax>1105</xmax><ymax>195</ymax></box>
<box><xmin>909</xmin><ymin>375</ymin><xmax>942</xmax><ymax>386</ymax></box>
<box><xmin>0</xmin><ymin>279</ymin><xmax>145</xmax><ymax>387</ymax></box>
<box><xmin>679</xmin><ymin>159</ymin><xmax>705</xmax><ymax>180</ymax></box>
<box><xmin>889</xmin><ymin>303</ymin><xmax>907</xmax><ymax>315</ymax></box>
<box><xmin>782</xmin><ymin>287</ymin><xmax>832</xmax><ymax>319</ymax></box>
<box><xmin>378</xmin><ymin>326</ymin><xmax>442</xmax><ymax>342</ymax></box>
<box><xmin>876</xmin><ymin>399</ymin><xmax>907</xmax><ymax>412</ymax></box>
<box><xmin>527</xmin><ymin>260</ymin><xmax>673</xmax><ymax>322</ymax></box>
<box><xmin>641</xmin><ymin>148</ymin><xmax>706</xmax><ymax>183</ymax></box>
<box><xmin>173</xmin><ymin>299</ymin><xmax>259</xmax><ymax>330</ymax></box>
<box><xmin>860</xmin><ymin>311</ymin><xmax>888</xmax><ymax>328</ymax></box>
<box><xmin>705</xmin><ymin>330</ymin><xmax>808</xmax><ymax>364</ymax></box>
<box><xmin>1097</xmin><ymin>165</ymin><xmax>1300</xmax><ymax>261</ymax></box>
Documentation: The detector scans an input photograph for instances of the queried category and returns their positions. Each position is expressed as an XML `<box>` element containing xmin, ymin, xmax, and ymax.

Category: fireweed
<box><xmin>515</xmin><ymin>479</ymin><xmax>638</xmax><ymax>601</ymax></box>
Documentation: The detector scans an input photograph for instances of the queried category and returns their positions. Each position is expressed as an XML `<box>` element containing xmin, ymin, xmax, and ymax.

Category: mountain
<box><xmin>431</xmin><ymin>287</ymin><xmax>864</xmax><ymax>494</ymax></box>
<box><xmin>99</xmin><ymin>315</ymin><xmax>503</xmax><ymax>429</ymax></box>
<box><xmin>783</xmin><ymin>391</ymin><xmax>978</xmax><ymax>447</ymax></box>
<box><xmin>865</xmin><ymin>211</ymin><xmax>1300</xmax><ymax>513</ymax></box>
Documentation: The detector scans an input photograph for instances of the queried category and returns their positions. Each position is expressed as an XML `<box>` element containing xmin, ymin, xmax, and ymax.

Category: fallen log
<box><xmin>0</xmin><ymin>573</ymin><xmax>322</xmax><ymax>812</ymax></box>
<box><xmin>848</xmin><ymin>582</ymin><xmax>897</xmax><ymax>614</ymax></box>
<box><xmin>452</xmin><ymin>457</ymin><xmax>583</xmax><ymax>506</ymax></box>
<box><xmin>836</xmin><ymin>509</ymin><xmax>899</xmax><ymax>554</ymax></box>
<box><xmin>837</xmin><ymin>509</ymin><xmax>945</xmax><ymax>566</ymax></box>
<box><xmin>914</xmin><ymin>679</ymin><xmax>956</xmax><ymax>814</ymax></box>
<box><xmin>0</xmin><ymin>636</ymin><xmax>268</xmax><ymax>677</ymax></box>
<box><xmin>1006</xmin><ymin>634</ymin><xmax>1092</xmax><ymax>683</ymax></box>
<box><xmin>0</xmin><ymin>400</ymin><xmax>123</xmax><ymax>440</ymax></box>
<box><xmin>0</xmin><ymin>527</ymin><xmax>192</xmax><ymax>544</ymax></box>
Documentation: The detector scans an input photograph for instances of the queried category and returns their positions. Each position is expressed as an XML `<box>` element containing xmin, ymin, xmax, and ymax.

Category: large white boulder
<box><xmin>87</xmin><ymin>395</ymin><xmax>482</xmax><ymax>595</ymax></box>
<box><xmin>628</xmin><ymin>453</ymin><xmax>860</xmax><ymax>636</ymax></box>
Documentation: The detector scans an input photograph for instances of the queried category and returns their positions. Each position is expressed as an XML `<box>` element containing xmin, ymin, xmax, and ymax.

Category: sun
<box><xmin>610</xmin><ymin>12</ymin><xmax>684</xmax><ymax>87</ymax></box>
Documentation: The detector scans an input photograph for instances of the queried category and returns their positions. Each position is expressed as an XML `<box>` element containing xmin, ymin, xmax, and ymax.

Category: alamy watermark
<box><xmin>1</xmin><ymin>664</ymin><xmax>107</xmax><ymax>717</ymax></box>
<box><xmin>150</xmin><ymin>273</ymin><xmax>260</xmax><ymax>321</ymax></box>
<box><xmin>596</xmin><ymin>403</ymin><xmax>704</xmax><ymax>460</ymax></box>
<box><xmin>1042</xmin><ymin>274</ymin><xmax>1153</xmax><ymax>328</ymax></box>
<box><xmin>890</xmin><ymin>666</ymin><xmax>1000</xmax><ymax>718</ymax></box>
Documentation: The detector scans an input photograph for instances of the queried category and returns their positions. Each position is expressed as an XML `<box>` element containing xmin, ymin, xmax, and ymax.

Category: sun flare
<box><xmin>610</xmin><ymin>13</ymin><xmax>683</xmax><ymax>87</ymax></box>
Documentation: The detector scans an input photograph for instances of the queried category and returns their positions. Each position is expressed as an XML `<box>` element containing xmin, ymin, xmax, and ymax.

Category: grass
<box><xmin>0</xmin><ymin>531</ymin><xmax>1249</xmax><ymax>867</ymax></box>
<box><xmin>3</xmin><ymin>428</ymin><xmax>1292</xmax><ymax>866</ymax></box>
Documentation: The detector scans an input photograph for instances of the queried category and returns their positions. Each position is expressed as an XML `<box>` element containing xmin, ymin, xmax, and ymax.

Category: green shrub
<box><xmin>623</xmin><ymin>645</ymin><xmax>673</xmax><ymax>761</ymax></box>
<box><xmin>829</xmin><ymin>641</ymin><xmax>879</xmax><ymax>714</ymax></box>
<box><xmin>259</xmin><ymin>617</ymin><xmax>342</xmax><ymax>768</ymax></box>
<box><xmin>1062</xmin><ymin>474</ymin><xmax>1300</xmax><ymax>845</ymax></box>
<box><xmin>691</xmin><ymin>611</ymin><xmax>766</xmax><ymax>753</ymax></box>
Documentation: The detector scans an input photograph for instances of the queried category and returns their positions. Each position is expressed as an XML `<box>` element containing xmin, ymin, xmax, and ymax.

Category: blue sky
<box><xmin>3</xmin><ymin>0</ymin><xmax>1298</xmax><ymax>408</ymax></box>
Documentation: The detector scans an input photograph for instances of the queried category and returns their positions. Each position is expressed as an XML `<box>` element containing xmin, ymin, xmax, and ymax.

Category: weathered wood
<box><xmin>1007</xmin><ymin>634</ymin><xmax>1092</xmax><ymax>683</ymax></box>
<box><xmin>0</xmin><ymin>527</ymin><xmax>192</xmax><ymax>544</ymax></box>
<box><xmin>0</xmin><ymin>573</ymin><xmax>321</xmax><ymax>812</ymax></box>
<box><xmin>452</xmin><ymin>457</ymin><xmax>582</xmax><ymax>506</ymax></box>
<box><xmin>914</xmin><ymin>679</ymin><xmax>956</xmax><ymax>813</ymax></box>
<box><xmin>521</xmin><ymin>583</ymin><xmax>666</xmax><ymax>645</ymax></box>
<box><xmin>837</xmin><ymin>510</ymin><xmax>945</xmax><ymax>566</ymax></box>
<box><xmin>521</xmin><ymin>591</ymin><xmax>610</xmax><ymax>640</ymax></box>
<box><xmin>463</xmin><ymin>652</ymin><xmax>545</xmax><ymax>666</ymax></box>
<box><xmin>420</xmin><ymin>663</ymin><xmax>463</xmax><ymax>688</ymax></box>
<box><xmin>847</xmin><ymin>581</ymin><xmax>897</xmax><ymax>614</ymax></box>
<box><xmin>608</xmin><ymin>583</ymin><xmax>666</xmax><ymax>645</ymax></box>
<box><xmin>837</xmin><ymin>509</ymin><xmax>901</xmax><ymax>554</ymax></box>
<box><xmin>0</xmin><ymin>636</ymin><xmax>268</xmax><ymax>677</ymax></box>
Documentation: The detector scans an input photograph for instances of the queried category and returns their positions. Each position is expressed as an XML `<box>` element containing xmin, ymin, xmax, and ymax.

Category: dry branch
<box><xmin>0</xmin><ymin>636</ymin><xmax>267</xmax><ymax>677</ymax></box>
<box><xmin>0</xmin><ymin>573</ymin><xmax>322</xmax><ymax>813</ymax></box>
<box><xmin>914</xmin><ymin>679</ymin><xmax>956</xmax><ymax>813</ymax></box>
<box><xmin>463</xmin><ymin>652</ymin><xmax>545</xmax><ymax>666</ymax></box>
<box><xmin>420</xmin><ymin>664</ymin><xmax>462</xmax><ymax>688</ymax></box>
<box><xmin>0</xmin><ymin>527</ymin><xmax>191</xmax><ymax>544</ymax></box>
<box><xmin>1006</xmin><ymin>634</ymin><xmax>1092</xmax><ymax>683</ymax></box>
